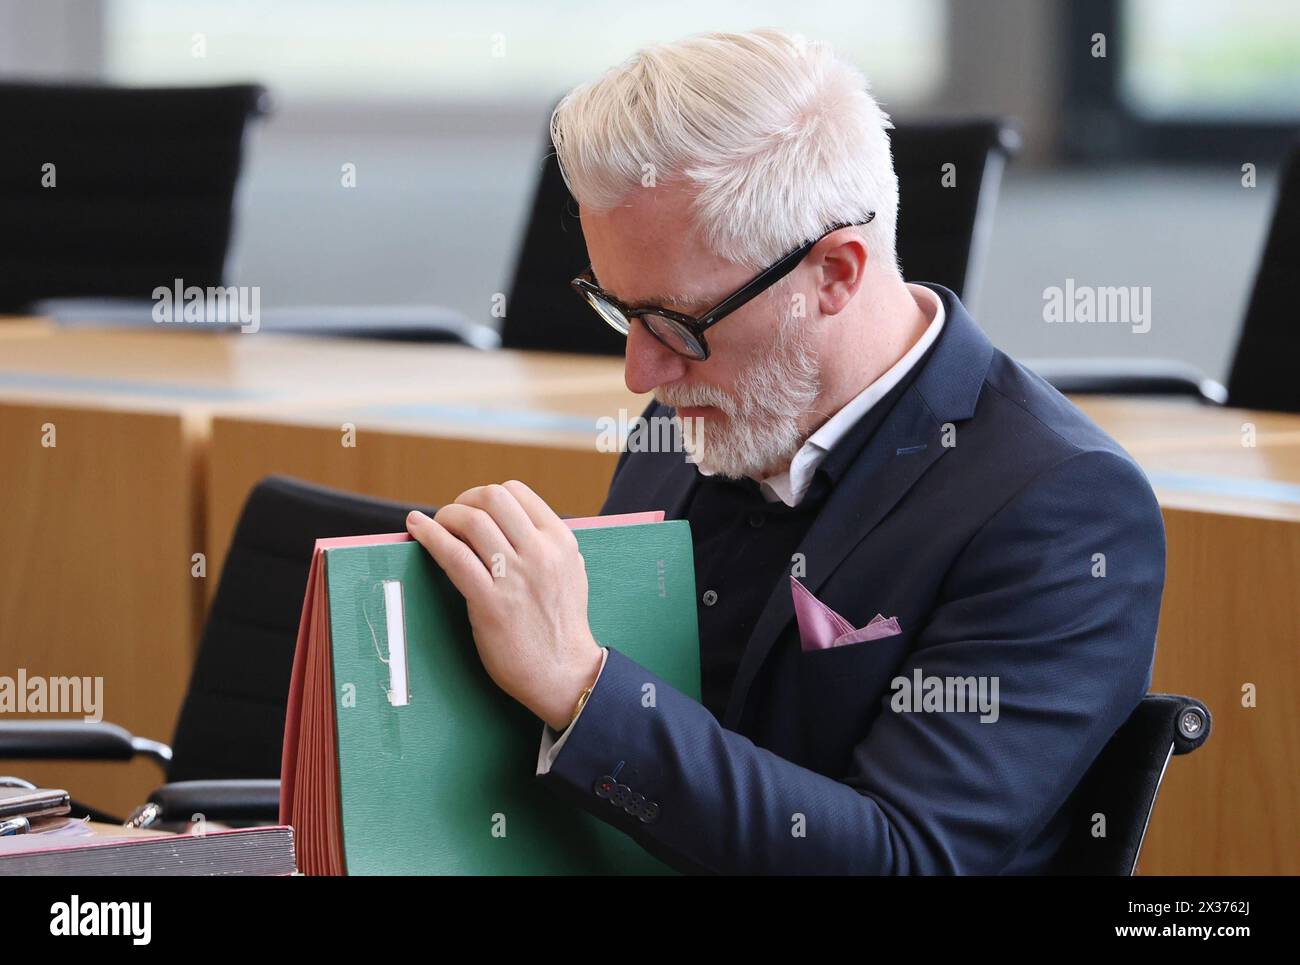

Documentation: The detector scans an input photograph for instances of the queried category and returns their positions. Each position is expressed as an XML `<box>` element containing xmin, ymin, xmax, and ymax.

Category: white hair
<box><xmin>550</xmin><ymin>28</ymin><xmax>899</xmax><ymax>273</ymax></box>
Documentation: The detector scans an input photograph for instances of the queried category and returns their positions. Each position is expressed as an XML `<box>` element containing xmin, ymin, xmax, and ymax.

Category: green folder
<box><xmin>322</xmin><ymin>521</ymin><xmax>699</xmax><ymax>874</ymax></box>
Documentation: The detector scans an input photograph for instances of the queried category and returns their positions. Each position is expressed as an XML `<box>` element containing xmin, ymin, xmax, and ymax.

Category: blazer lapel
<box><xmin>720</xmin><ymin>285</ymin><xmax>995</xmax><ymax>729</ymax></box>
<box><xmin>720</xmin><ymin>385</ymin><xmax>946</xmax><ymax>728</ymax></box>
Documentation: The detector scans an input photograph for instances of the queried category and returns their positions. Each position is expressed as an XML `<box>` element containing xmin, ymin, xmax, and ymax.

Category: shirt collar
<box><xmin>758</xmin><ymin>282</ymin><xmax>946</xmax><ymax>507</ymax></box>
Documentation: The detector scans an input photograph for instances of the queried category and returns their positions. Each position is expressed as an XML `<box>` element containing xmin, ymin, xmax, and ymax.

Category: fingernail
<box><xmin>407</xmin><ymin>510</ymin><xmax>431</xmax><ymax>526</ymax></box>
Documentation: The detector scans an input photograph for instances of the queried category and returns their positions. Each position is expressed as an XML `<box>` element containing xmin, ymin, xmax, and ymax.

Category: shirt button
<box><xmin>747</xmin><ymin>511</ymin><xmax>765</xmax><ymax>528</ymax></box>
<box><xmin>702</xmin><ymin>589</ymin><xmax>718</xmax><ymax>606</ymax></box>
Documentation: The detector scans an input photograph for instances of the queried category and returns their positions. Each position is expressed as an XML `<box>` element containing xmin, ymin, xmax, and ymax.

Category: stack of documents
<box><xmin>0</xmin><ymin>825</ymin><xmax>296</xmax><ymax>875</ymax></box>
<box><xmin>280</xmin><ymin>511</ymin><xmax>701</xmax><ymax>875</ymax></box>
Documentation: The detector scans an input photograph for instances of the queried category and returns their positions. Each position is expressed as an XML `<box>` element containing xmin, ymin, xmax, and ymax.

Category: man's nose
<box><xmin>624</xmin><ymin>319</ymin><xmax>688</xmax><ymax>394</ymax></box>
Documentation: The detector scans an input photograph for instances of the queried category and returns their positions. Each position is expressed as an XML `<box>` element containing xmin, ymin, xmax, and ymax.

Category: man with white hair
<box><xmin>406</xmin><ymin>29</ymin><xmax>1165</xmax><ymax>874</ymax></box>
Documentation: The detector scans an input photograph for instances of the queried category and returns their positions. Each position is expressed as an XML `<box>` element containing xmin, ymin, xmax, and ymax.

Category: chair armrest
<box><xmin>1143</xmin><ymin>693</ymin><xmax>1212</xmax><ymax>756</ymax></box>
<box><xmin>0</xmin><ymin>720</ymin><xmax>171</xmax><ymax>767</ymax></box>
<box><xmin>144</xmin><ymin>779</ymin><xmax>281</xmax><ymax>824</ymax></box>
<box><xmin>1024</xmin><ymin>357</ymin><xmax>1228</xmax><ymax>405</ymax></box>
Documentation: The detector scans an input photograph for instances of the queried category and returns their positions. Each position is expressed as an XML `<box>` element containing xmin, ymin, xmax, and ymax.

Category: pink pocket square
<box><xmin>791</xmin><ymin>576</ymin><xmax>902</xmax><ymax>652</ymax></box>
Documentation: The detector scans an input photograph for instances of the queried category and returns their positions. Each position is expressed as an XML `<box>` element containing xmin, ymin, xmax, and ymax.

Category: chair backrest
<box><xmin>1049</xmin><ymin>693</ymin><xmax>1211</xmax><ymax>875</ymax></box>
<box><xmin>889</xmin><ymin>118</ymin><xmax>1020</xmax><ymax>306</ymax></box>
<box><xmin>499</xmin><ymin>139</ymin><xmax>607</xmax><ymax>354</ymax></box>
<box><xmin>1226</xmin><ymin>141</ymin><xmax>1300</xmax><ymax>412</ymax></box>
<box><xmin>0</xmin><ymin>82</ymin><xmax>268</xmax><ymax>312</ymax></box>
<box><xmin>498</xmin><ymin>115</ymin><xmax>1019</xmax><ymax>355</ymax></box>
<box><xmin>166</xmin><ymin>476</ymin><xmax>433</xmax><ymax>782</ymax></box>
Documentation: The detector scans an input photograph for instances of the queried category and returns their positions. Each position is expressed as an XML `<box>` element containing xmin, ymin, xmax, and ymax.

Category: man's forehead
<box><xmin>581</xmin><ymin>188</ymin><xmax>717</xmax><ymax>308</ymax></box>
<box><xmin>587</xmin><ymin>263</ymin><xmax>714</xmax><ymax>311</ymax></box>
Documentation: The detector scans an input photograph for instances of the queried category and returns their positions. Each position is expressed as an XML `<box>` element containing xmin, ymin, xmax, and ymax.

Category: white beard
<box><xmin>655</xmin><ymin>298</ymin><xmax>821</xmax><ymax>480</ymax></box>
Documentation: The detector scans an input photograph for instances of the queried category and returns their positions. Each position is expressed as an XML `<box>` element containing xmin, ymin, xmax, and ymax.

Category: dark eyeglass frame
<box><xmin>570</xmin><ymin>215</ymin><xmax>875</xmax><ymax>361</ymax></box>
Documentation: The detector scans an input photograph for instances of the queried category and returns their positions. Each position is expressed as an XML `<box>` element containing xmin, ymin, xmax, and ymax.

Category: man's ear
<box><xmin>815</xmin><ymin>233</ymin><xmax>868</xmax><ymax>316</ymax></box>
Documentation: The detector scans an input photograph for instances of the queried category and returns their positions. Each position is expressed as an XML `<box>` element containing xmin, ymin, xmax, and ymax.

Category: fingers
<box><xmin>454</xmin><ymin>483</ymin><xmax>537</xmax><ymax>550</ymax></box>
<box><xmin>405</xmin><ymin>511</ymin><xmax>493</xmax><ymax>598</ymax></box>
<box><xmin>499</xmin><ymin>479</ymin><xmax>568</xmax><ymax>536</ymax></box>
<box><xmin>432</xmin><ymin>503</ymin><xmax>516</xmax><ymax>573</ymax></box>
<box><xmin>407</xmin><ymin>481</ymin><xmax>568</xmax><ymax>602</ymax></box>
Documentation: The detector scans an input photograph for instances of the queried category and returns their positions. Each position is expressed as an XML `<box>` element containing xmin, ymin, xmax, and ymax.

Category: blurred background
<box><xmin>2</xmin><ymin>0</ymin><xmax>1297</xmax><ymax>380</ymax></box>
<box><xmin>1</xmin><ymin>0</ymin><xmax>1296</xmax><ymax>871</ymax></box>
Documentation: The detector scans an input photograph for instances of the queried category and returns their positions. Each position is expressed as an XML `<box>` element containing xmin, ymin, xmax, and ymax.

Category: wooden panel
<box><xmin>1138</xmin><ymin>506</ymin><xmax>1300</xmax><ymax>874</ymax></box>
<box><xmin>0</xmin><ymin>402</ymin><xmax>199</xmax><ymax>818</ymax></box>
<box><xmin>206</xmin><ymin>415</ymin><xmax>622</xmax><ymax>589</ymax></box>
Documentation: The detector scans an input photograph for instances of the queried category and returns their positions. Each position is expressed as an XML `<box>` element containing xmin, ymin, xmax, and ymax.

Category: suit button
<box><xmin>610</xmin><ymin>783</ymin><xmax>632</xmax><ymax>807</ymax></box>
<box><xmin>702</xmin><ymin>589</ymin><xmax>717</xmax><ymax>606</ymax></box>
<box><xmin>639</xmin><ymin>802</ymin><xmax>660</xmax><ymax>824</ymax></box>
<box><xmin>593</xmin><ymin>776</ymin><xmax>615</xmax><ymax>799</ymax></box>
<box><xmin>747</xmin><ymin>511</ymin><xmax>765</xmax><ymax>528</ymax></box>
<box><xmin>624</xmin><ymin>792</ymin><xmax>645</xmax><ymax>817</ymax></box>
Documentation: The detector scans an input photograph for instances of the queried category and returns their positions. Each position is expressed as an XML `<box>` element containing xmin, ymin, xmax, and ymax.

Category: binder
<box><xmin>0</xmin><ymin>825</ymin><xmax>295</xmax><ymax>875</ymax></box>
<box><xmin>281</xmin><ymin>512</ymin><xmax>700</xmax><ymax>874</ymax></box>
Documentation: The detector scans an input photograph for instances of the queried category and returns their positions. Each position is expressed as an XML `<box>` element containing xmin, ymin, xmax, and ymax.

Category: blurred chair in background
<box><xmin>1223</xmin><ymin>140</ymin><xmax>1300</xmax><ymax>412</ymax></box>
<box><xmin>3</xmin><ymin>80</ymin><xmax>500</xmax><ymax>349</ymax></box>
<box><xmin>1033</xmin><ymin>140</ymin><xmax>1300</xmax><ymax>412</ymax></box>
<box><xmin>499</xmin><ymin>114</ymin><xmax>1021</xmax><ymax>356</ymax></box>
<box><xmin>0</xmin><ymin>81</ymin><xmax>269</xmax><ymax>313</ymax></box>
<box><xmin>890</xmin><ymin>118</ymin><xmax>1022</xmax><ymax>307</ymax></box>
<box><xmin>0</xmin><ymin>476</ymin><xmax>432</xmax><ymax>827</ymax></box>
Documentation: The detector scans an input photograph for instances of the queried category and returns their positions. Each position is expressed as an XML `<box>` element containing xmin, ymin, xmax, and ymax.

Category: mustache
<box><xmin>655</xmin><ymin>382</ymin><xmax>735</xmax><ymax>413</ymax></box>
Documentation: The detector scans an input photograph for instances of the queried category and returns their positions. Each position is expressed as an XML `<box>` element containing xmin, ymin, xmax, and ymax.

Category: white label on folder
<box><xmin>383</xmin><ymin>580</ymin><xmax>410</xmax><ymax>707</ymax></box>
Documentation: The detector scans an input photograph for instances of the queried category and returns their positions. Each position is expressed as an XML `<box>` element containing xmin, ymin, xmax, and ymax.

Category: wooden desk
<box><xmin>206</xmin><ymin>383</ymin><xmax>648</xmax><ymax>584</ymax></box>
<box><xmin>0</xmin><ymin>315</ymin><xmax>53</xmax><ymax>339</ymax></box>
<box><xmin>0</xmin><ymin>329</ymin><xmax>636</xmax><ymax>816</ymax></box>
<box><xmin>3</xmin><ymin>325</ymin><xmax>1296</xmax><ymax>872</ymax></box>
<box><xmin>1075</xmin><ymin>397</ymin><xmax>1300</xmax><ymax>521</ymax></box>
<box><xmin>0</xmin><ymin>328</ymin><xmax>632</xmax><ymax>412</ymax></box>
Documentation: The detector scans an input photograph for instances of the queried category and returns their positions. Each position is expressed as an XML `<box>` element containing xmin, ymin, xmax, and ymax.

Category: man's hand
<box><xmin>406</xmin><ymin>480</ymin><xmax>603</xmax><ymax>731</ymax></box>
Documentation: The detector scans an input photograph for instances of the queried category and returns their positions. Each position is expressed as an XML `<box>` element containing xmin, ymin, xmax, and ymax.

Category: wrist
<box><xmin>544</xmin><ymin>646</ymin><xmax>604</xmax><ymax>731</ymax></box>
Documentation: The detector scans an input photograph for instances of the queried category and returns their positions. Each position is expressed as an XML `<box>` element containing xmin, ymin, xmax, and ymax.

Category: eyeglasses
<box><xmin>570</xmin><ymin>215</ymin><xmax>874</xmax><ymax>361</ymax></box>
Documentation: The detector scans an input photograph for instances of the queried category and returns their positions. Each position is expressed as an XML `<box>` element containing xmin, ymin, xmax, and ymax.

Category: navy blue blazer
<box><xmin>538</xmin><ymin>285</ymin><xmax>1166</xmax><ymax>874</ymax></box>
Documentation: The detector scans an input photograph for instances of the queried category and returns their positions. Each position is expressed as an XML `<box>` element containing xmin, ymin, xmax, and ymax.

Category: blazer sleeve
<box><xmin>536</xmin><ymin>448</ymin><xmax>1166</xmax><ymax>874</ymax></box>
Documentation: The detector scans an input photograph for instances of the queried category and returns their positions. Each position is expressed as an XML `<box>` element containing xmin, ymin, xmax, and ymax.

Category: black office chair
<box><xmin>890</xmin><ymin>118</ymin><xmax>1021</xmax><ymax>306</ymax></box>
<box><xmin>0</xmin><ymin>81</ymin><xmax>495</xmax><ymax>348</ymax></box>
<box><xmin>1032</xmin><ymin>140</ymin><xmax>1300</xmax><ymax>410</ymax></box>
<box><xmin>0</xmin><ymin>476</ymin><xmax>435</xmax><ymax>827</ymax></box>
<box><xmin>1050</xmin><ymin>693</ymin><xmax>1212</xmax><ymax>875</ymax></box>
<box><xmin>0</xmin><ymin>81</ymin><xmax>269</xmax><ymax>312</ymax></box>
<box><xmin>499</xmin><ymin>114</ymin><xmax>1020</xmax><ymax>355</ymax></box>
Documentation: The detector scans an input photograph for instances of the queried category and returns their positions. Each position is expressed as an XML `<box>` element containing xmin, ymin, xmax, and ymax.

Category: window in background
<box><xmin>1121</xmin><ymin>0</ymin><xmax>1300</xmax><ymax>121</ymax></box>
<box><xmin>105</xmin><ymin>0</ymin><xmax>947</xmax><ymax>108</ymax></box>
